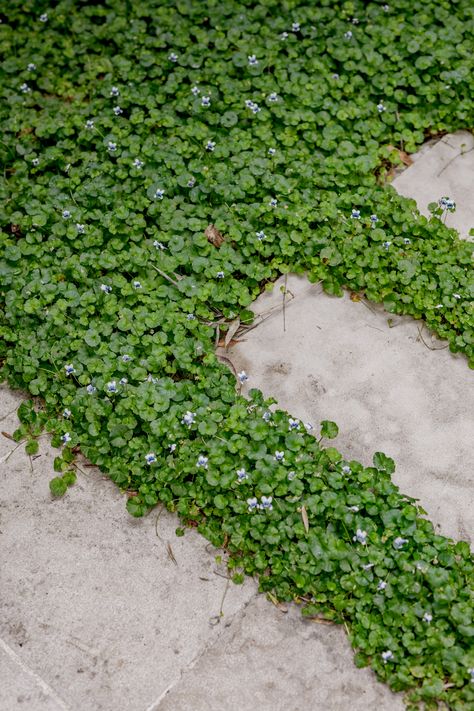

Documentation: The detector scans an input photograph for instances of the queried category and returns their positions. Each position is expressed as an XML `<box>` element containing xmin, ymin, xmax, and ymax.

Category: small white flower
<box><xmin>467</xmin><ymin>668</ymin><xmax>474</xmax><ymax>682</ymax></box>
<box><xmin>304</xmin><ymin>422</ymin><xmax>313</xmax><ymax>432</ymax></box>
<box><xmin>39</xmin><ymin>13</ymin><xmax>48</xmax><ymax>22</ymax></box>
<box><xmin>256</xmin><ymin>230</ymin><xmax>266</xmax><ymax>241</ymax></box>
<box><xmin>344</xmin><ymin>30</ymin><xmax>353</xmax><ymax>39</ymax></box>
<box><xmin>201</xmin><ymin>96</ymin><xmax>211</xmax><ymax>107</ymax></box>
<box><xmin>280</xmin><ymin>32</ymin><xmax>289</xmax><ymax>40</ymax></box>
<box><xmin>377</xmin><ymin>580</ymin><xmax>387</xmax><ymax>591</ymax></box>
<box><xmin>133</xmin><ymin>158</ymin><xmax>144</xmax><ymax>168</ymax></box>
<box><xmin>86</xmin><ymin>384</ymin><xmax>96</xmax><ymax>394</ymax></box>
<box><xmin>237</xmin><ymin>370</ymin><xmax>249</xmax><ymax>383</ymax></box>
<box><xmin>62</xmin><ymin>209</ymin><xmax>71</xmax><ymax>219</ymax></box>
<box><xmin>196</xmin><ymin>455</ymin><xmax>208</xmax><ymax>469</ymax></box>
<box><xmin>169</xmin><ymin>443</ymin><xmax>177</xmax><ymax>453</ymax></box>
<box><xmin>107</xmin><ymin>141</ymin><xmax>117</xmax><ymax>152</ymax></box>
<box><xmin>122</xmin><ymin>354</ymin><xmax>132</xmax><ymax>362</ymax></box>
<box><xmin>182</xmin><ymin>411</ymin><xmax>196</xmax><ymax>426</ymax></box>
<box><xmin>423</xmin><ymin>612</ymin><xmax>432</xmax><ymax>623</ymax></box>
<box><xmin>187</xmin><ymin>177</ymin><xmax>196</xmax><ymax>187</ymax></box>
<box><xmin>453</xmin><ymin>293</ymin><xmax>461</xmax><ymax>300</ymax></box>
<box><xmin>393</xmin><ymin>537</ymin><xmax>408</xmax><ymax>549</ymax></box>
<box><xmin>191</xmin><ymin>86</ymin><xmax>200</xmax><ymax>96</ymax></box>
<box><xmin>403</xmin><ymin>238</ymin><xmax>411</xmax><ymax>244</ymax></box>
<box><xmin>247</xmin><ymin>497</ymin><xmax>258</xmax><ymax>511</ymax></box>
<box><xmin>288</xmin><ymin>471</ymin><xmax>296</xmax><ymax>481</ymax></box>
<box><xmin>63</xmin><ymin>409</ymin><xmax>72</xmax><ymax>418</ymax></box>
<box><xmin>435</xmin><ymin>304</ymin><xmax>443</xmax><ymax>308</ymax></box>
<box><xmin>353</xmin><ymin>529</ymin><xmax>368</xmax><ymax>544</ymax></box>
<box><xmin>260</xmin><ymin>496</ymin><xmax>273</xmax><ymax>510</ymax></box>
<box><xmin>27</xmin><ymin>63</ymin><xmax>36</xmax><ymax>71</ymax></box>
<box><xmin>348</xmin><ymin>505</ymin><xmax>359</xmax><ymax>512</ymax></box>
<box><xmin>168</xmin><ymin>52</ymin><xmax>178</xmax><ymax>62</ymax></box>
<box><xmin>20</xmin><ymin>83</ymin><xmax>31</xmax><ymax>93</ymax></box>
<box><xmin>110</xmin><ymin>86</ymin><xmax>120</xmax><ymax>97</ymax></box>
<box><xmin>269</xmin><ymin>198</ymin><xmax>277</xmax><ymax>207</ymax></box>
<box><xmin>288</xmin><ymin>418</ymin><xmax>300</xmax><ymax>430</ymax></box>
<box><xmin>106</xmin><ymin>381</ymin><xmax>117</xmax><ymax>393</ymax></box>
<box><xmin>351</xmin><ymin>209</ymin><xmax>360</xmax><ymax>219</ymax></box>
<box><xmin>377</xmin><ymin>103</ymin><xmax>386</xmax><ymax>113</ymax></box>
<box><xmin>85</xmin><ymin>119</ymin><xmax>94</xmax><ymax>129</ymax></box>
<box><xmin>64</xmin><ymin>364</ymin><xmax>75</xmax><ymax>375</ymax></box>
<box><xmin>113</xmin><ymin>106</ymin><xmax>123</xmax><ymax>115</ymax></box>
<box><xmin>216</xmin><ymin>271</ymin><xmax>225</xmax><ymax>279</ymax></box>
<box><xmin>61</xmin><ymin>432</ymin><xmax>71</xmax><ymax>443</ymax></box>
<box><xmin>154</xmin><ymin>188</ymin><xmax>165</xmax><ymax>199</ymax></box>
<box><xmin>32</xmin><ymin>158</ymin><xmax>39</xmax><ymax>166</ymax></box>
<box><xmin>383</xmin><ymin>241</ymin><xmax>392</xmax><ymax>249</ymax></box>
<box><xmin>133</xmin><ymin>280</ymin><xmax>142</xmax><ymax>289</ymax></box>
<box><xmin>100</xmin><ymin>284</ymin><xmax>112</xmax><ymax>293</ymax></box>
<box><xmin>370</xmin><ymin>214</ymin><xmax>378</xmax><ymax>223</ymax></box>
<box><xmin>205</xmin><ymin>140</ymin><xmax>216</xmax><ymax>151</ymax></box>
<box><xmin>383</xmin><ymin>4</ymin><xmax>390</xmax><ymax>11</ymax></box>
<box><xmin>292</xmin><ymin>21</ymin><xmax>300</xmax><ymax>31</ymax></box>
<box><xmin>119</xmin><ymin>377</ymin><xmax>128</xmax><ymax>386</ymax></box>
<box><xmin>381</xmin><ymin>650</ymin><xmax>394</xmax><ymax>663</ymax></box>
<box><xmin>236</xmin><ymin>468</ymin><xmax>248</xmax><ymax>482</ymax></box>
<box><xmin>268</xmin><ymin>147</ymin><xmax>276</xmax><ymax>155</ymax></box>
<box><xmin>153</xmin><ymin>240</ymin><xmax>165</xmax><ymax>250</ymax></box>
<box><xmin>332</xmin><ymin>73</ymin><xmax>340</xmax><ymax>80</ymax></box>
<box><xmin>268</xmin><ymin>92</ymin><xmax>278</xmax><ymax>102</ymax></box>
<box><xmin>145</xmin><ymin>453</ymin><xmax>156</xmax><ymax>465</ymax></box>
<box><xmin>262</xmin><ymin>411</ymin><xmax>271</xmax><ymax>422</ymax></box>
<box><xmin>248</xmin><ymin>55</ymin><xmax>259</xmax><ymax>66</ymax></box>
<box><xmin>186</xmin><ymin>313</ymin><xmax>195</xmax><ymax>320</ymax></box>
<box><xmin>342</xmin><ymin>465</ymin><xmax>351</xmax><ymax>474</ymax></box>
<box><xmin>352</xmin><ymin>17</ymin><xmax>359</xmax><ymax>24</ymax></box>
<box><xmin>250</xmin><ymin>103</ymin><xmax>260</xmax><ymax>114</ymax></box>
<box><xmin>275</xmin><ymin>450</ymin><xmax>285</xmax><ymax>462</ymax></box>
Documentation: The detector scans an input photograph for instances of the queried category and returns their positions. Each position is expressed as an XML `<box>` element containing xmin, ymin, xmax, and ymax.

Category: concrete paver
<box><xmin>0</xmin><ymin>385</ymin><xmax>256</xmax><ymax>711</ymax></box>
<box><xmin>392</xmin><ymin>130</ymin><xmax>474</xmax><ymax>239</ymax></box>
<box><xmin>158</xmin><ymin>595</ymin><xmax>404</xmax><ymax>711</ymax></box>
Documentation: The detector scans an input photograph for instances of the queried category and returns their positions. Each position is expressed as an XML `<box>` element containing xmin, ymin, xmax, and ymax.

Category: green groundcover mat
<box><xmin>1</xmin><ymin>2</ymin><xmax>473</xmax><ymax>708</ymax></box>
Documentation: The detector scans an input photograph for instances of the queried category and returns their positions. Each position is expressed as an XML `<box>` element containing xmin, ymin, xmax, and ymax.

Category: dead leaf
<box><xmin>1</xmin><ymin>431</ymin><xmax>14</xmax><ymax>440</ymax></box>
<box><xmin>350</xmin><ymin>292</ymin><xmax>361</xmax><ymax>302</ymax></box>
<box><xmin>386</xmin><ymin>144</ymin><xmax>413</xmax><ymax>166</ymax></box>
<box><xmin>205</xmin><ymin>224</ymin><xmax>225</xmax><ymax>248</ymax></box>
<box><xmin>224</xmin><ymin>318</ymin><xmax>240</xmax><ymax>348</ymax></box>
<box><xmin>267</xmin><ymin>592</ymin><xmax>289</xmax><ymax>613</ymax></box>
<box><xmin>308</xmin><ymin>616</ymin><xmax>333</xmax><ymax>625</ymax></box>
<box><xmin>166</xmin><ymin>543</ymin><xmax>178</xmax><ymax>566</ymax></box>
<box><xmin>301</xmin><ymin>505</ymin><xmax>309</xmax><ymax>533</ymax></box>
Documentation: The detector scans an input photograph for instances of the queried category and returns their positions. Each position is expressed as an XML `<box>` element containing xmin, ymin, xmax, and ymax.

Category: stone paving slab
<box><xmin>0</xmin><ymin>386</ymin><xmax>256</xmax><ymax>711</ymax></box>
<box><xmin>228</xmin><ymin>275</ymin><xmax>473</xmax><ymax>543</ymax></box>
<box><xmin>158</xmin><ymin>595</ymin><xmax>404</xmax><ymax>711</ymax></box>
<box><xmin>392</xmin><ymin>130</ymin><xmax>474</xmax><ymax>239</ymax></box>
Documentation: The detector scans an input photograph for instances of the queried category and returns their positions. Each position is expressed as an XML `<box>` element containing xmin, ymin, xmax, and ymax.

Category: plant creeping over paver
<box><xmin>0</xmin><ymin>1</ymin><xmax>473</xmax><ymax>708</ymax></box>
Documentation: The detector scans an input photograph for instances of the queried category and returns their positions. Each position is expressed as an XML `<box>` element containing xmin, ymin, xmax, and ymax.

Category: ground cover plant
<box><xmin>1</xmin><ymin>0</ymin><xmax>473</xmax><ymax>708</ymax></box>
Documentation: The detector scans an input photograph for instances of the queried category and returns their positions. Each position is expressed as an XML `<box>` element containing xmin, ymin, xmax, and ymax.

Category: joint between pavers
<box><xmin>143</xmin><ymin>588</ymin><xmax>259</xmax><ymax>711</ymax></box>
<box><xmin>0</xmin><ymin>637</ymin><xmax>71</xmax><ymax>711</ymax></box>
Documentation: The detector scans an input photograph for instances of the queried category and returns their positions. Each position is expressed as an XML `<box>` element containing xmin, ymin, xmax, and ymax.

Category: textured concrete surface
<box><xmin>228</xmin><ymin>276</ymin><xmax>473</xmax><ymax>542</ymax></box>
<box><xmin>392</xmin><ymin>130</ymin><xmax>474</xmax><ymax>239</ymax></box>
<box><xmin>1</xmin><ymin>132</ymin><xmax>472</xmax><ymax>710</ymax></box>
<box><xmin>158</xmin><ymin>596</ymin><xmax>404</xmax><ymax>711</ymax></box>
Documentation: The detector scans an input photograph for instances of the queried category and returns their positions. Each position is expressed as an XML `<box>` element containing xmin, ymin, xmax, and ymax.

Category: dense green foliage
<box><xmin>1</xmin><ymin>1</ymin><xmax>473</xmax><ymax>708</ymax></box>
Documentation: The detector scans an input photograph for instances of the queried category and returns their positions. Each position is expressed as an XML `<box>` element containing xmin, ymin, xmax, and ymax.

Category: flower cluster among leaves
<box><xmin>0</xmin><ymin>2</ymin><xmax>473</xmax><ymax>709</ymax></box>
